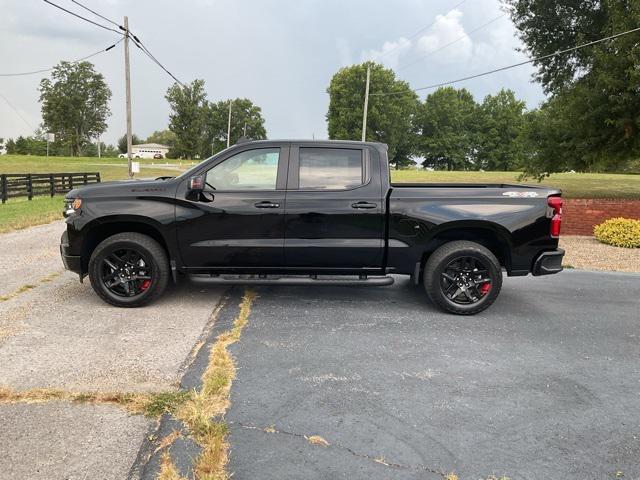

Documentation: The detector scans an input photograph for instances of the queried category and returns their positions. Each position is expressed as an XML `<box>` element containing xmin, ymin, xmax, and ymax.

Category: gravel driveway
<box><xmin>0</xmin><ymin>221</ymin><xmax>225</xmax><ymax>479</ymax></box>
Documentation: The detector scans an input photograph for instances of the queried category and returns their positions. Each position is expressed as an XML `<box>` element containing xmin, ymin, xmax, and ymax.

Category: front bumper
<box><xmin>60</xmin><ymin>230</ymin><xmax>82</xmax><ymax>274</ymax></box>
<box><xmin>532</xmin><ymin>248</ymin><xmax>565</xmax><ymax>276</ymax></box>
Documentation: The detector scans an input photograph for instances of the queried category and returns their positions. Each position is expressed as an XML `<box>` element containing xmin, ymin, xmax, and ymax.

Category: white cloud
<box><xmin>361</xmin><ymin>37</ymin><xmax>412</xmax><ymax>69</ymax></box>
<box><xmin>415</xmin><ymin>9</ymin><xmax>472</xmax><ymax>63</ymax></box>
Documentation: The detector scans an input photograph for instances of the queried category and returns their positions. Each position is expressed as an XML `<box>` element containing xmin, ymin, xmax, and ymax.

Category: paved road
<box><xmin>0</xmin><ymin>221</ymin><xmax>224</xmax><ymax>479</ymax></box>
<box><xmin>2</xmin><ymin>221</ymin><xmax>639</xmax><ymax>479</ymax></box>
<box><xmin>226</xmin><ymin>271</ymin><xmax>640</xmax><ymax>480</ymax></box>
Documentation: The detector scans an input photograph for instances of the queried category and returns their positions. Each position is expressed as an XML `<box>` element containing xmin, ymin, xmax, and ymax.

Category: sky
<box><xmin>0</xmin><ymin>0</ymin><xmax>546</xmax><ymax>146</ymax></box>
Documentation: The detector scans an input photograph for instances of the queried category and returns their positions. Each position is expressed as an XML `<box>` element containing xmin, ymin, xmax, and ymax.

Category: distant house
<box><xmin>131</xmin><ymin>143</ymin><xmax>170</xmax><ymax>159</ymax></box>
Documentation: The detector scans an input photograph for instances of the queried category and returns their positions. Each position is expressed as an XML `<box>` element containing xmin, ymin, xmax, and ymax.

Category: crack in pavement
<box><xmin>233</xmin><ymin>421</ymin><xmax>449</xmax><ymax>478</ymax></box>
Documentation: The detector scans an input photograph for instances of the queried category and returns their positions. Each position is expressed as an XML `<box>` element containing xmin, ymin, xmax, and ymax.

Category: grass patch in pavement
<box><xmin>163</xmin><ymin>289</ymin><xmax>257</xmax><ymax>480</ymax></box>
<box><xmin>0</xmin><ymin>271</ymin><xmax>64</xmax><ymax>302</ymax></box>
<box><xmin>0</xmin><ymin>387</ymin><xmax>191</xmax><ymax>418</ymax></box>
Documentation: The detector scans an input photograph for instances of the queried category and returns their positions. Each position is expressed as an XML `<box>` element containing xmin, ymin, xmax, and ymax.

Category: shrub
<box><xmin>594</xmin><ymin>218</ymin><xmax>640</xmax><ymax>248</ymax></box>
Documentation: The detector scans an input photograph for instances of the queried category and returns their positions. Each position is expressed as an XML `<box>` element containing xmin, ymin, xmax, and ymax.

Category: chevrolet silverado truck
<box><xmin>60</xmin><ymin>140</ymin><xmax>564</xmax><ymax>315</ymax></box>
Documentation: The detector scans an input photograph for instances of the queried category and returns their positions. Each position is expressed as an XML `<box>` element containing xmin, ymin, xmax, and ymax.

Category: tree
<box><xmin>327</xmin><ymin>62</ymin><xmax>420</xmax><ymax>169</ymax></box>
<box><xmin>146</xmin><ymin>129</ymin><xmax>176</xmax><ymax>147</ymax></box>
<box><xmin>166</xmin><ymin>79</ymin><xmax>207</xmax><ymax>159</ymax></box>
<box><xmin>39</xmin><ymin>61</ymin><xmax>111</xmax><ymax>156</ymax></box>
<box><xmin>117</xmin><ymin>133</ymin><xmax>142</xmax><ymax>154</ymax></box>
<box><xmin>477</xmin><ymin>89</ymin><xmax>527</xmax><ymax>171</ymax></box>
<box><xmin>417</xmin><ymin>87</ymin><xmax>480</xmax><ymax>171</ymax></box>
<box><xmin>202</xmin><ymin>98</ymin><xmax>267</xmax><ymax>157</ymax></box>
<box><xmin>504</xmin><ymin>0</ymin><xmax>640</xmax><ymax>174</ymax></box>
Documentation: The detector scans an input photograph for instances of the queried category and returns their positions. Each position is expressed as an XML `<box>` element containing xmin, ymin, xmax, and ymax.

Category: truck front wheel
<box><xmin>88</xmin><ymin>232</ymin><xmax>170</xmax><ymax>308</ymax></box>
<box><xmin>423</xmin><ymin>241</ymin><xmax>502</xmax><ymax>315</ymax></box>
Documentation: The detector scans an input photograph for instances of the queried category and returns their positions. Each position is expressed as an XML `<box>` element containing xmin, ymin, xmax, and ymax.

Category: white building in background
<box><xmin>131</xmin><ymin>143</ymin><xmax>170</xmax><ymax>159</ymax></box>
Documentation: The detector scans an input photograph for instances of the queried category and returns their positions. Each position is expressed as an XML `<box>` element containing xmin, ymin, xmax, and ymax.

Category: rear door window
<box><xmin>298</xmin><ymin>148</ymin><xmax>365</xmax><ymax>190</ymax></box>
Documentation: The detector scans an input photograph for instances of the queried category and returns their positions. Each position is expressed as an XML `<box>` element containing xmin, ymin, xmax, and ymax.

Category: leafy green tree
<box><xmin>146</xmin><ymin>129</ymin><xmax>176</xmax><ymax>147</ymax></box>
<box><xmin>166</xmin><ymin>79</ymin><xmax>207</xmax><ymax>159</ymax></box>
<box><xmin>327</xmin><ymin>62</ymin><xmax>419</xmax><ymax>169</ymax></box>
<box><xmin>417</xmin><ymin>87</ymin><xmax>479</xmax><ymax>171</ymax></box>
<box><xmin>477</xmin><ymin>89</ymin><xmax>527</xmax><ymax>171</ymax></box>
<box><xmin>504</xmin><ymin>0</ymin><xmax>640</xmax><ymax>174</ymax></box>
<box><xmin>39</xmin><ymin>61</ymin><xmax>111</xmax><ymax>156</ymax></box>
<box><xmin>202</xmin><ymin>98</ymin><xmax>267</xmax><ymax>157</ymax></box>
<box><xmin>117</xmin><ymin>133</ymin><xmax>142</xmax><ymax>154</ymax></box>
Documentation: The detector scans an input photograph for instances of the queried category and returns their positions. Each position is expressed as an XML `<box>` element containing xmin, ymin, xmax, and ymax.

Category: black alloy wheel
<box><xmin>88</xmin><ymin>232</ymin><xmax>170</xmax><ymax>307</ymax></box>
<box><xmin>423</xmin><ymin>240</ymin><xmax>503</xmax><ymax>315</ymax></box>
<box><xmin>100</xmin><ymin>248</ymin><xmax>153</xmax><ymax>297</ymax></box>
<box><xmin>440</xmin><ymin>256</ymin><xmax>493</xmax><ymax>305</ymax></box>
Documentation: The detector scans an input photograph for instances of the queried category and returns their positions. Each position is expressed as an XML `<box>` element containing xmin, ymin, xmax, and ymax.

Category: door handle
<box><xmin>254</xmin><ymin>201</ymin><xmax>280</xmax><ymax>209</ymax></box>
<box><xmin>351</xmin><ymin>201</ymin><xmax>377</xmax><ymax>209</ymax></box>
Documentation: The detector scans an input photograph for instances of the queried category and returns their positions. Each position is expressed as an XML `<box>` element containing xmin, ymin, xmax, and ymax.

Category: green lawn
<box><xmin>0</xmin><ymin>195</ymin><xmax>64</xmax><ymax>233</ymax></box>
<box><xmin>0</xmin><ymin>154</ymin><xmax>196</xmax><ymax>181</ymax></box>
<box><xmin>0</xmin><ymin>154</ymin><xmax>196</xmax><ymax>232</ymax></box>
<box><xmin>390</xmin><ymin>170</ymin><xmax>640</xmax><ymax>199</ymax></box>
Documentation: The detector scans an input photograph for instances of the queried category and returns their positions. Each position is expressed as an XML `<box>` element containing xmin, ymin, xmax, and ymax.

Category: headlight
<box><xmin>64</xmin><ymin>198</ymin><xmax>82</xmax><ymax>217</ymax></box>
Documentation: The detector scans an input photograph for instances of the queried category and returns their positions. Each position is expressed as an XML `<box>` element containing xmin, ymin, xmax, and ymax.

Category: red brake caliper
<box><xmin>479</xmin><ymin>283</ymin><xmax>491</xmax><ymax>295</ymax></box>
<box><xmin>141</xmin><ymin>280</ymin><xmax>151</xmax><ymax>290</ymax></box>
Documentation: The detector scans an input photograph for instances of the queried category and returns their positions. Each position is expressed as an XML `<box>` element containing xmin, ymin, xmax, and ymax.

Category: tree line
<box><xmin>3</xmin><ymin>1</ymin><xmax>639</xmax><ymax>176</ymax></box>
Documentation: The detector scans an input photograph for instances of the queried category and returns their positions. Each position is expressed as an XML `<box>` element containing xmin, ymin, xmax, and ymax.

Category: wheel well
<box><xmin>81</xmin><ymin>222</ymin><xmax>170</xmax><ymax>272</ymax></box>
<box><xmin>419</xmin><ymin>227</ymin><xmax>512</xmax><ymax>271</ymax></box>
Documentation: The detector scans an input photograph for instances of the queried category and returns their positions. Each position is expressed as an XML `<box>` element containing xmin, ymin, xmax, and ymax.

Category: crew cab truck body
<box><xmin>60</xmin><ymin>140</ymin><xmax>564</xmax><ymax>314</ymax></box>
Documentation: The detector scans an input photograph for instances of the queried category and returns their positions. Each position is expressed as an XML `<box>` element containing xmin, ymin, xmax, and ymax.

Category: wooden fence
<box><xmin>1</xmin><ymin>172</ymin><xmax>101</xmax><ymax>203</ymax></box>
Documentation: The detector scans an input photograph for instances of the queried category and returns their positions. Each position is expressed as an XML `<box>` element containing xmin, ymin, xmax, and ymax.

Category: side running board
<box><xmin>188</xmin><ymin>274</ymin><xmax>394</xmax><ymax>287</ymax></box>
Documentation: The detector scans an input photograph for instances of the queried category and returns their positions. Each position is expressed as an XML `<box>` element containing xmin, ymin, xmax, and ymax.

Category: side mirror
<box><xmin>188</xmin><ymin>175</ymin><xmax>205</xmax><ymax>193</ymax></box>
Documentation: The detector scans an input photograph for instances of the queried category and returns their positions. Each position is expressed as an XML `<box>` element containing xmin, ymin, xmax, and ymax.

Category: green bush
<box><xmin>594</xmin><ymin>217</ymin><xmax>640</xmax><ymax>248</ymax></box>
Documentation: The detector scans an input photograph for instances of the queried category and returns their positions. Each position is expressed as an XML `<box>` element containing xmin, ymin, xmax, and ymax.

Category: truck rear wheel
<box><xmin>88</xmin><ymin>232</ymin><xmax>169</xmax><ymax>308</ymax></box>
<box><xmin>423</xmin><ymin>241</ymin><xmax>502</xmax><ymax>315</ymax></box>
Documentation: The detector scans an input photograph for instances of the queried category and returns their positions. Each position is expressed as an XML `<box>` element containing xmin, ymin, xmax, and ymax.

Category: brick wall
<box><xmin>563</xmin><ymin>198</ymin><xmax>640</xmax><ymax>236</ymax></box>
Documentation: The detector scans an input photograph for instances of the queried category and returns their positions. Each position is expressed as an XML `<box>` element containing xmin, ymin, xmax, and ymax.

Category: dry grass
<box><xmin>0</xmin><ymin>270</ymin><xmax>64</xmax><ymax>302</ymax></box>
<box><xmin>444</xmin><ymin>473</ymin><xmax>459</xmax><ymax>480</ymax></box>
<box><xmin>158</xmin><ymin>451</ymin><xmax>188</xmax><ymax>480</ymax></box>
<box><xmin>171</xmin><ymin>289</ymin><xmax>257</xmax><ymax>480</ymax></box>
<box><xmin>306</xmin><ymin>435</ymin><xmax>330</xmax><ymax>447</ymax></box>
<box><xmin>0</xmin><ymin>386</ymin><xmax>190</xmax><ymax>417</ymax></box>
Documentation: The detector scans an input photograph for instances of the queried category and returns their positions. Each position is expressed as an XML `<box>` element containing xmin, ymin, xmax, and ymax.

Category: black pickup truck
<box><xmin>60</xmin><ymin>140</ymin><xmax>564</xmax><ymax>315</ymax></box>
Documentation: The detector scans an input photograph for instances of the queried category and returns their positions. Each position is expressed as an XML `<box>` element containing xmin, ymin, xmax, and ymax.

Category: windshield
<box><xmin>176</xmin><ymin>158</ymin><xmax>209</xmax><ymax>179</ymax></box>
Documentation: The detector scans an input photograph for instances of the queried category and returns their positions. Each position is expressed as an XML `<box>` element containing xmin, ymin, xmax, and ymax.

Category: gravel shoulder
<box><xmin>560</xmin><ymin>235</ymin><xmax>640</xmax><ymax>272</ymax></box>
<box><xmin>0</xmin><ymin>220</ymin><xmax>225</xmax><ymax>479</ymax></box>
<box><xmin>0</xmin><ymin>401</ymin><xmax>151</xmax><ymax>480</ymax></box>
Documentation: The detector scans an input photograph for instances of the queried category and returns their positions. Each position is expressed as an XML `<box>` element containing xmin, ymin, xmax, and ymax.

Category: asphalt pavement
<box><xmin>2</xmin><ymin>221</ymin><xmax>639</xmax><ymax>479</ymax></box>
<box><xmin>225</xmin><ymin>271</ymin><xmax>640</xmax><ymax>480</ymax></box>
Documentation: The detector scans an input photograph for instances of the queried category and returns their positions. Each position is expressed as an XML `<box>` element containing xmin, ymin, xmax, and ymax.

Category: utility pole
<box><xmin>97</xmin><ymin>136</ymin><xmax>101</xmax><ymax>158</ymax></box>
<box><xmin>361</xmin><ymin>65</ymin><xmax>371</xmax><ymax>142</ymax></box>
<box><xmin>226</xmin><ymin>100</ymin><xmax>232</xmax><ymax>148</ymax></box>
<box><xmin>124</xmin><ymin>16</ymin><xmax>133</xmax><ymax>178</ymax></box>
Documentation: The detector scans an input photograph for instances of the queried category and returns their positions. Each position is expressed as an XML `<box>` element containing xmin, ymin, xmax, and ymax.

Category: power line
<box><xmin>54</xmin><ymin>0</ymin><xmax>184</xmax><ymax>86</ymax></box>
<box><xmin>0</xmin><ymin>38</ymin><xmax>123</xmax><ymax>77</ymax></box>
<box><xmin>397</xmin><ymin>13</ymin><xmax>506</xmax><ymax>71</ymax></box>
<box><xmin>370</xmin><ymin>25</ymin><xmax>640</xmax><ymax>97</ymax></box>
<box><xmin>377</xmin><ymin>0</ymin><xmax>468</xmax><ymax>60</ymax></box>
<box><xmin>0</xmin><ymin>91</ymin><xmax>36</xmax><ymax>132</ymax></box>
<box><xmin>42</xmin><ymin>0</ymin><xmax>123</xmax><ymax>35</ymax></box>
<box><xmin>129</xmin><ymin>34</ymin><xmax>185</xmax><ymax>87</ymax></box>
<box><xmin>70</xmin><ymin>0</ymin><xmax>122</xmax><ymax>29</ymax></box>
